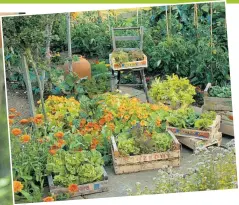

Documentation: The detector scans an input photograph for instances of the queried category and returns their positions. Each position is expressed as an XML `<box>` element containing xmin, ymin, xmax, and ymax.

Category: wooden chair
<box><xmin>110</xmin><ymin>26</ymin><xmax>149</xmax><ymax>102</ymax></box>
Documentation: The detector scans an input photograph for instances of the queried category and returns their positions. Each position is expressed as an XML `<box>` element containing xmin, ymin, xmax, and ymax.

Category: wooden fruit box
<box><xmin>166</xmin><ymin>115</ymin><xmax>221</xmax><ymax>141</ymax></box>
<box><xmin>109</xmin><ymin>53</ymin><xmax>147</xmax><ymax>71</ymax></box>
<box><xmin>203</xmin><ymin>83</ymin><xmax>232</xmax><ymax>111</ymax></box>
<box><xmin>176</xmin><ymin>131</ymin><xmax>222</xmax><ymax>153</ymax></box>
<box><xmin>47</xmin><ymin>167</ymin><xmax>108</xmax><ymax>197</ymax></box>
<box><xmin>111</xmin><ymin>131</ymin><xmax>181</xmax><ymax>175</ymax></box>
<box><xmin>218</xmin><ymin>111</ymin><xmax>234</xmax><ymax>136</ymax></box>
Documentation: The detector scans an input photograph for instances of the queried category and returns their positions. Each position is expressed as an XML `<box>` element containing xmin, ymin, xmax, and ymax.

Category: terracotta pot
<box><xmin>64</xmin><ymin>56</ymin><xmax>91</xmax><ymax>79</ymax></box>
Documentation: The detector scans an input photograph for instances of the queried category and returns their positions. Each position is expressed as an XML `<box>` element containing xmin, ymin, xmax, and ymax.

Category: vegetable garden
<box><xmin>1</xmin><ymin>2</ymin><xmax>237</xmax><ymax>203</ymax></box>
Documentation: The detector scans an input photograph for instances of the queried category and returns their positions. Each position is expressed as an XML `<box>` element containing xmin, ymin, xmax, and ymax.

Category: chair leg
<box><xmin>140</xmin><ymin>69</ymin><xmax>150</xmax><ymax>103</ymax></box>
<box><xmin>117</xmin><ymin>71</ymin><xmax>121</xmax><ymax>89</ymax></box>
<box><xmin>110</xmin><ymin>69</ymin><xmax>116</xmax><ymax>92</ymax></box>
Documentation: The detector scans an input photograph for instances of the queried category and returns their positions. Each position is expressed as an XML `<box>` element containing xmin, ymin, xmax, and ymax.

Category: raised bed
<box><xmin>203</xmin><ymin>83</ymin><xmax>232</xmax><ymax>112</ymax></box>
<box><xmin>47</xmin><ymin>167</ymin><xmax>108</xmax><ymax>197</ymax></box>
<box><xmin>176</xmin><ymin>131</ymin><xmax>222</xmax><ymax>152</ymax></box>
<box><xmin>202</xmin><ymin>83</ymin><xmax>234</xmax><ymax>136</ymax></box>
<box><xmin>109</xmin><ymin>53</ymin><xmax>147</xmax><ymax>70</ymax></box>
<box><xmin>166</xmin><ymin>115</ymin><xmax>221</xmax><ymax>141</ymax></box>
<box><xmin>111</xmin><ymin>131</ymin><xmax>181</xmax><ymax>175</ymax></box>
<box><xmin>218</xmin><ymin>111</ymin><xmax>234</xmax><ymax>136</ymax></box>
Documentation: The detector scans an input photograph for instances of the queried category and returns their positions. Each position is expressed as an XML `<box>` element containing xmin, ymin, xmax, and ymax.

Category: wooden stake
<box><xmin>21</xmin><ymin>54</ymin><xmax>35</xmax><ymax>117</ymax></box>
<box><xmin>210</xmin><ymin>2</ymin><xmax>213</xmax><ymax>47</ymax></box>
<box><xmin>165</xmin><ymin>6</ymin><xmax>169</xmax><ymax>39</ymax></box>
<box><xmin>66</xmin><ymin>13</ymin><xmax>73</xmax><ymax>72</ymax></box>
<box><xmin>137</xmin><ymin>8</ymin><xmax>139</xmax><ymax>26</ymax></box>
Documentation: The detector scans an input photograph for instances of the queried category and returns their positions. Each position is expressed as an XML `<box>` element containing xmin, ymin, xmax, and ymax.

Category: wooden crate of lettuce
<box><xmin>202</xmin><ymin>83</ymin><xmax>234</xmax><ymax>136</ymax></box>
<box><xmin>109</xmin><ymin>49</ymin><xmax>147</xmax><ymax>70</ymax></box>
<box><xmin>46</xmin><ymin>149</ymin><xmax>108</xmax><ymax>197</ymax></box>
<box><xmin>167</xmin><ymin>107</ymin><xmax>221</xmax><ymax>145</ymax></box>
<box><xmin>111</xmin><ymin>128</ymin><xmax>181</xmax><ymax>175</ymax></box>
<box><xmin>203</xmin><ymin>83</ymin><xmax>232</xmax><ymax>111</ymax></box>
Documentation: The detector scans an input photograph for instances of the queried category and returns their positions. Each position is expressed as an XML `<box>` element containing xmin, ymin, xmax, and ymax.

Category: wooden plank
<box><xmin>139</xmin><ymin>26</ymin><xmax>144</xmax><ymax>50</ymax></box>
<box><xmin>111</xmin><ymin>135</ymin><xmax>119</xmax><ymax>157</ymax></box>
<box><xmin>115</xmin><ymin>36</ymin><xmax>140</xmax><ymax>41</ymax></box>
<box><xmin>113</xmin><ymin>27</ymin><xmax>140</xmax><ymax>30</ymax></box>
<box><xmin>219</xmin><ymin>122</ymin><xmax>234</xmax><ymax>136</ymax></box>
<box><xmin>168</xmin><ymin>129</ymin><xmax>181</xmax><ymax>150</ymax></box>
<box><xmin>204</xmin><ymin>82</ymin><xmax>212</xmax><ymax>95</ymax></box>
<box><xmin>203</xmin><ymin>96</ymin><xmax>232</xmax><ymax>111</ymax></box>
<box><xmin>114</xmin><ymin>150</ymin><xmax>180</xmax><ymax>166</ymax></box>
<box><xmin>114</xmin><ymin>158</ymin><xmax>180</xmax><ymax>175</ymax></box>
<box><xmin>176</xmin><ymin>131</ymin><xmax>222</xmax><ymax>152</ymax></box>
<box><xmin>112</xmin><ymin>28</ymin><xmax>116</xmax><ymax>50</ymax></box>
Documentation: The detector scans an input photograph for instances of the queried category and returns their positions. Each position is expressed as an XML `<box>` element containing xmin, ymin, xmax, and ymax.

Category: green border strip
<box><xmin>0</xmin><ymin>0</ymin><xmax>224</xmax><ymax>4</ymax></box>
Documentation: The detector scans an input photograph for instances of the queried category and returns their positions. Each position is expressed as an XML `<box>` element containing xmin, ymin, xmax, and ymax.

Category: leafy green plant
<box><xmin>166</xmin><ymin>107</ymin><xmax>216</xmax><ymax>130</ymax></box>
<box><xmin>149</xmin><ymin>74</ymin><xmax>196</xmax><ymax>109</ymax></box>
<box><xmin>209</xmin><ymin>85</ymin><xmax>231</xmax><ymax>98</ymax></box>
<box><xmin>116</xmin><ymin>124</ymin><xmax>173</xmax><ymax>156</ymax></box>
<box><xmin>46</xmin><ymin>149</ymin><xmax>104</xmax><ymax>186</ymax></box>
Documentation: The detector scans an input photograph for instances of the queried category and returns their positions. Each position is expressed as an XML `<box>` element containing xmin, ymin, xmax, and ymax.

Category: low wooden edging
<box><xmin>203</xmin><ymin>83</ymin><xmax>232</xmax><ymax>112</ymax></box>
<box><xmin>176</xmin><ymin>131</ymin><xmax>222</xmax><ymax>153</ymax></box>
<box><xmin>47</xmin><ymin>167</ymin><xmax>108</xmax><ymax>197</ymax></box>
<box><xmin>166</xmin><ymin>115</ymin><xmax>221</xmax><ymax>140</ymax></box>
<box><xmin>111</xmin><ymin>130</ymin><xmax>181</xmax><ymax>175</ymax></box>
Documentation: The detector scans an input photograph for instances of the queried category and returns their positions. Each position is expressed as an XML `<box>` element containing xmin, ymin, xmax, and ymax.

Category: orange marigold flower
<box><xmin>13</xmin><ymin>181</ymin><xmax>23</xmax><ymax>193</ymax></box>
<box><xmin>156</xmin><ymin>119</ymin><xmax>161</xmax><ymax>127</ymax></box>
<box><xmin>33</xmin><ymin>118</ymin><xmax>43</xmax><ymax>124</ymax></box>
<box><xmin>57</xmin><ymin>139</ymin><xmax>66</xmax><ymax>148</ymax></box>
<box><xmin>99</xmin><ymin>118</ymin><xmax>106</xmax><ymax>125</ymax></box>
<box><xmin>124</xmin><ymin>115</ymin><xmax>130</xmax><ymax>121</ymax></box>
<box><xmin>54</xmin><ymin>132</ymin><xmax>64</xmax><ymax>139</ymax></box>
<box><xmin>15</xmin><ymin>112</ymin><xmax>21</xmax><ymax>117</ymax></box>
<box><xmin>150</xmin><ymin>104</ymin><xmax>160</xmax><ymax>111</ymax></box>
<box><xmin>105</xmin><ymin>113</ymin><xmax>113</xmax><ymax>122</ymax></box>
<box><xmin>131</xmin><ymin>120</ymin><xmax>137</xmax><ymax>126</ymax></box>
<box><xmin>11</xmin><ymin>128</ymin><xmax>22</xmax><ymax>136</ymax></box>
<box><xmin>80</xmin><ymin>119</ymin><xmax>87</xmax><ymax>127</ymax></box>
<box><xmin>9</xmin><ymin>119</ymin><xmax>14</xmax><ymax>125</ymax></box>
<box><xmin>93</xmin><ymin>124</ymin><xmax>100</xmax><ymax>131</ymax></box>
<box><xmin>140</xmin><ymin>120</ymin><xmax>147</xmax><ymax>127</ymax></box>
<box><xmin>9</xmin><ymin>108</ymin><xmax>17</xmax><ymax>113</ymax></box>
<box><xmin>108</xmin><ymin>123</ymin><xmax>115</xmax><ymax>131</ymax></box>
<box><xmin>43</xmin><ymin>196</ymin><xmax>55</xmax><ymax>202</ymax></box>
<box><xmin>9</xmin><ymin>114</ymin><xmax>15</xmax><ymax>119</ymax></box>
<box><xmin>68</xmin><ymin>184</ymin><xmax>79</xmax><ymax>193</ymax></box>
<box><xmin>35</xmin><ymin>114</ymin><xmax>44</xmax><ymax>119</ymax></box>
<box><xmin>228</xmin><ymin>115</ymin><xmax>233</xmax><ymax>121</ymax></box>
<box><xmin>20</xmin><ymin>135</ymin><xmax>31</xmax><ymax>143</ymax></box>
<box><xmin>49</xmin><ymin>149</ymin><xmax>57</xmax><ymax>155</ymax></box>
<box><xmin>20</xmin><ymin>119</ymin><xmax>29</xmax><ymax>124</ymax></box>
<box><xmin>87</xmin><ymin>122</ymin><xmax>94</xmax><ymax>128</ymax></box>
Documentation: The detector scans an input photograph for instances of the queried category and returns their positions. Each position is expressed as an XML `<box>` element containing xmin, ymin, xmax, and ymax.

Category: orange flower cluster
<box><xmin>68</xmin><ymin>184</ymin><xmax>79</xmax><ymax>193</ymax></box>
<box><xmin>43</xmin><ymin>196</ymin><xmax>55</xmax><ymax>202</ymax></box>
<box><xmin>49</xmin><ymin>132</ymin><xmax>66</xmax><ymax>155</ymax></box>
<box><xmin>20</xmin><ymin>135</ymin><xmax>31</xmax><ymax>143</ymax></box>
<box><xmin>90</xmin><ymin>138</ymin><xmax>99</xmax><ymax>150</ymax></box>
<box><xmin>11</xmin><ymin>128</ymin><xmax>22</xmax><ymax>136</ymax></box>
<box><xmin>13</xmin><ymin>181</ymin><xmax>23</xmax><ymax>193</ymax></box>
